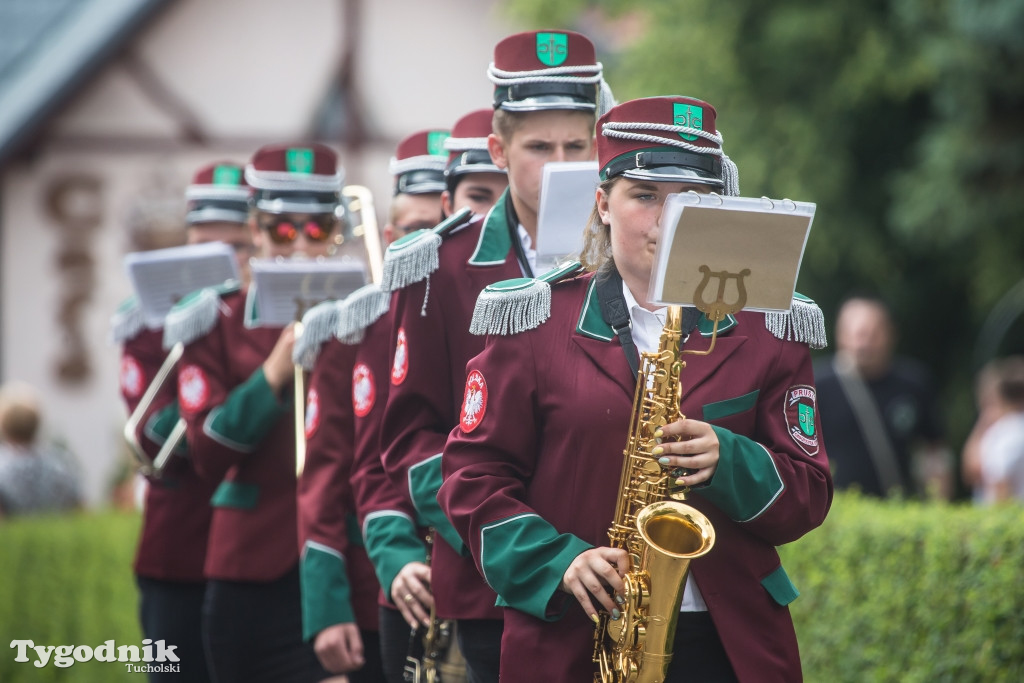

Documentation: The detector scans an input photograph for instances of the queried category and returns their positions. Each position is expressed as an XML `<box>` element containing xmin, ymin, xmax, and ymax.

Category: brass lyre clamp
<box><xmin>685</xmin><ymin>265</ymin><xmax>751</xmax><ymax>357</ymax></box>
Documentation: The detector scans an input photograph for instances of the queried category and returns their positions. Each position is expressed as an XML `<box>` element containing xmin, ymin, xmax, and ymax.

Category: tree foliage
<box><xmin>503</xmin><ymin>0</ymin><xmax>1024</xmax><ymax>453</ymax></box>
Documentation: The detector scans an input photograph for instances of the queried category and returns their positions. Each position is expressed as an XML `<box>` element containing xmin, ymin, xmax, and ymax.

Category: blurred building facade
<box><xmin>0</xmin><ymin>0</ymin><xmax>509</xmax><ymax>504</ymax></box>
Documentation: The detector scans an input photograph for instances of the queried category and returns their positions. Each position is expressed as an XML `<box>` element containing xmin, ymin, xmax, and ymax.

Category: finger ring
<box><xmin>403</xmin><ymin>594</ymin><xmax>414</xmax><ymax>603</ymax></box>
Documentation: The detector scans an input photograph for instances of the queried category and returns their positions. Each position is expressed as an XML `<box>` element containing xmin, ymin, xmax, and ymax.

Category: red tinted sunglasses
<box><xmin>259</xmin><ymin>214</ymin><xmax>335</xmax><ymax>244</ymax></box>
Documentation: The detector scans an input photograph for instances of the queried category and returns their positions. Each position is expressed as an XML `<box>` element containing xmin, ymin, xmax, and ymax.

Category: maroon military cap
<box><xmin>444</xmin><ymin>109</ymin><xmax>503</xmax><ymax>178</ymax></box>
<box><xmin>185</xmin><ymin>161</ymin><xmax>250</xmax><ymax>226</ymax></box>
<box><xmin>488</xmin><ymin>30</ymin><xmax>604</xmax><ymax>112</ymax></box>
<box><xmin>597</xmin><ymin>96</ymin><xmax>728</xmax><ymax>189</ymax></box>
<box><xmin>389</xmin><ymin>129</ymin><xmax>450</xmax><ymax>195</ymax></box>
<box><xmin>245</xmin><ymin>142</ymin><xmax>343</xmax><ymax>214</ymax></box>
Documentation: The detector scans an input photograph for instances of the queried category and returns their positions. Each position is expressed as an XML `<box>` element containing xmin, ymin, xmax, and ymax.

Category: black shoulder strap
<box><xmin>504</xmin><ymin>196</ymin><xmax>535</xmax><ymax>279</ymax></box>
<box><xmin>595</xmin><ymin>266</ymin><xmax>640</xmax><ymax>377</ymax></box>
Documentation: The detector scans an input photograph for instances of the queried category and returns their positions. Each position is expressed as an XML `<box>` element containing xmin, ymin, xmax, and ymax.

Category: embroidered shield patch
<box><xmin>391</xmin><ymin>327</ymin><xmax>409</xmax><ymax>385</ymax></box>
<box><xmin>460</xmin><ymin>369</ymin><xmax>488</xmax><ymax>432</ymax></box>
<box><xmin>352</xmin><ymin>362</ymin><xmax>375</xmax><ymax>417</ymax></box>
<box><xmin>120</xmin><ymin>355</ymin><xmax>144</xmax><ymax>399</ymax></box>
<box><xmin>785</xmin><ymin>385</ymin><xmax>819</xmax><ymax>456</ymax></box>
<box><xmin>536</xmin><ymin>32</ymin><xmax>568</xmax><ymax>66</ymax></box>
<box><xmin>305</xmin><ymin>388</ymin><xmax>320</xmax><ymax>439</ymax></box>
<box><xmin>178</xmin><ymin>364</ymin><xmax>209</xmax><ymax>414</ymax></box>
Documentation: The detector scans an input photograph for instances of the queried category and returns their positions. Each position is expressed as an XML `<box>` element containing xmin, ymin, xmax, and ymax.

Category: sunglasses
<box><xmin>258</xmin><ymin>214</ymin><xmax>335</xmax><ymax>245</ymax></box>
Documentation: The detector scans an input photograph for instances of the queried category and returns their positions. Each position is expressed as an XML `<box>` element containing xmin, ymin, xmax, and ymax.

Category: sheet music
<box><xmin>649</xmin><ymin>193</ymin><xmax>816</xmax><ymax>312</ymax></box>
<box><xmin>124</xmin><ymin>242</ymin><xmax>239</xmax><ymax>328</ymax></box>
<box><xmin>535</xmin><ymin>161</ymin><xmax>600</xmax><ymax>271</ymax></box>
<box><xmin>248</xmin><ymin>257</ymin><xmax>369</xmax><ymax>327</ymax></box>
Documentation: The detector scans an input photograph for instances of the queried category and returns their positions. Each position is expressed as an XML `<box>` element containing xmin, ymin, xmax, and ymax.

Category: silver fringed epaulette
<box><xmin>765</xmin><ymin>293</ymin><xmax>828</xmax><ymax>349</ymax></box>
<box><xmin>162</xmin><ymin>281</ymin><xmax>240</xmax><ymax>350</ymax></box>
<box><xmin>293</xmin><ymin>300</ymin><xmax>344</xmax><ymax>370</ymax></box>
<box><xmin>380</xmin><ymin>207</ymin><xmax>473</xmax><ymax>292</ymax></box>
<box><xmin>109</xmin><ymin>296</ymin><xmax>145</xmax><ymax>344</ymax></box>
<box><xmin>336</xmin><ymin>283</ymin><xmax>390</xmax><ymax>345</ymax></box>
<box><xmin>470</xmin><ymin>261</ymin><xmax>584</xmax><ymax>336</ymax></box>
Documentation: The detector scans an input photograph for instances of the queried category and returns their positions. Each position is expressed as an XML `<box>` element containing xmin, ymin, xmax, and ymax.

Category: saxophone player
<box><xmin>438</xmin><ymin>96</ymin><xmax>833</xmax><ymax>682</ymax></box>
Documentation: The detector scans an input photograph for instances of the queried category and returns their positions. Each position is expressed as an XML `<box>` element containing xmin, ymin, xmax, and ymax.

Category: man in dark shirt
<box><xmin>814</xmin><ymin>296</ymin><xmax>952</xmax><ymax>499</ymax></box>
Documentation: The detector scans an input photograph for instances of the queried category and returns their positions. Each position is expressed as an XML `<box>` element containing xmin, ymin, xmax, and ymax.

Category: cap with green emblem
<box><xmin>245</xmin><ymin>142</ymin><xmax>344</xmax><ymax>215</ymax></box>
<box><xmin>597</xmin><ymin>96</ymin><xmax>739</xmax><ymax>195</ymax></box>
<box><xmin>488</xmin><ymin>30</ymin><xmax>615</xmax><ymax>114</ymax></box>
<box><xmin>185</xmin><ymin>161</ymin><xmax>251</xmax><ymax>226</ymax></box>
<box><xmin>444</xmin><ymin>109</ymin><xmax>504</xmax><ymax>182</ymax></box>
<box><xmin>389</xmin><ymin>130</ymin><xmax>450</xmax><ymax>195</ymax></box>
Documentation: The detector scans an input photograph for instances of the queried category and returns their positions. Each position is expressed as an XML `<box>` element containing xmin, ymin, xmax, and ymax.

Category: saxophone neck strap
<box><xmin>596</xmin><ymin>264</ymin><xmax>702</xmax><ymax>379</ymax></box>
<box><xmin>504</xmin><ymin>195</ymin><xmax>535</xmax><ymax>279</ymax></box>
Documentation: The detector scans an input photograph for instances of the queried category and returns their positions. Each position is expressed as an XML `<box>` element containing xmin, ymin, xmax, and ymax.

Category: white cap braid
<box><xmin>487</xmin><ymin>62</ymin><xmax>616</xmax><ymax>116</ymax></box>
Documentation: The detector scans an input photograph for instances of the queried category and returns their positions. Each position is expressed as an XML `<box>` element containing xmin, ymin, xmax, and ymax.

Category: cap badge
<box><xmin>286</xmin><ymin>148</ymin><xmax>315</xmax><ymax>174</ymax></box>
<box><xmin>212</xmin><ymin>165</ymin><xmax>241</xmax><ymax>186</ymax></box>
<box><xmin>427</xmin><ymin>131</ymin><xmax>450</xmax><ymax>156</ymax></box>
<box><xmin>536</xmin><ymin>32</ymin><xmax>568</xmax><ymax>67</ymax></box>
<box><xmin>673</xmin><ymin>103</ymin><xmax>703</xmax><ymax>142</ymax></box>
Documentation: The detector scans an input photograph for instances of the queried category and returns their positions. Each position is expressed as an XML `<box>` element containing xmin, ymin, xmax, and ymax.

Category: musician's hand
<box><xmin>561</xmin><ymin>547</ymin><xmax>628</xmax><ymax>623</ymax></box>
<box><xmin>655</xmin><ymin>417</ymin><xmax>720</xmax><ymax>487</ymax></box>
<box><xmin>313</xmin><ymin>622</ymin><xmax>365</xmax><ymax>673</ymax></box>
<box><xmin>391</xmin><ymin>561</ymin><xmax>433</xmax><ymax>629</ymax></box>
<box><xmin>262</xmin><ymin>322</ymin><xmax>297</xmax><ymax>392</ymax></box>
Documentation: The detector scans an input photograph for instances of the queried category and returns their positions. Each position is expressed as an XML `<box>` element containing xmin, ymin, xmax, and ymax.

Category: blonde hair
<box><xmin>0</xmin><ymin>382</ymin><xmax>41</xmax><ymax>445</ymax></box>
<box><xmin>491</xmin><ymin>108</ymin><xmax>596</xmax><ymax>145</ymax></box>
<box><xmin>579</xmin><ymin>177</ymin><xmax>618</xmax><ymax>271</ymax></box>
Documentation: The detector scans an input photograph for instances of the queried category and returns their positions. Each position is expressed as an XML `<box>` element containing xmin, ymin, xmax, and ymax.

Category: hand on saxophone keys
<box><xmin>391</xmin><ymin>560</ymin><xmax>434</xmax><ymax>629</ymax></box>
<box><xmin>652</xmin><ymin>417</ymin><xmax>721</xmax><ymax>488</ymax></box>
<box><xmin>560</xmin><ymin>547</ymin><xmax>629</xmax><ymax>625</ymax></box>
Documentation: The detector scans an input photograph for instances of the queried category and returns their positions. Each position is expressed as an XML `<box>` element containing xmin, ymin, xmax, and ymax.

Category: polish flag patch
<box><xmin>352</xmin><ymin>363</ymin><xmax>375</xmax><ymax>417</ymax></box>
<box><xmin>178</xmin><ymin>364</ymin><xmax>209</xmax><ymax>414</ymax></box>
<box><xmin>120</xmin><ymin>355</ymin><xmax>144</xmax><ymax>399</ymax></box>
<box><xmin>459</xmin><ymin>369</ymin><xmax>488</xmax><ymax>432</ymax></box>
<box><xmin>391</xmin><ymin>327</ymin><xmax>409</xmax><ymax>385</ymax></box>
<box><xmin>305</xmin><ymin>388</ymin><xmax>320</xmax><ymax>439</ymax></box>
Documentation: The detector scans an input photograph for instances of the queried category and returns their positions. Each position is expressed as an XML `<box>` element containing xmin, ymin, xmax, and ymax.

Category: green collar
<box><xmin>468</xmin><ymin>190</ymin><xmax>513</xmax><ymax>266</ymax></box>
<box><xmin>575</xmin><ymin>275</ymin><xmax>738</xmax><ymax>341</ymax></box>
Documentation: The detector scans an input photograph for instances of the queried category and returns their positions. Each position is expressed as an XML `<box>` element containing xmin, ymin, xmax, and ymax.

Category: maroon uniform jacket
<box><xmin>298</xmin><ymin>333</ymin><xmax>380</xmax><ymax>638</ymax></box>
<box><xmin>174</xmin><ymin>286</ymin><xmax>299</xmax><ymax>582</ymax></box>
<box><xmin>350</xmin><ymin>303</ymin><xmax>429</xmax><ymax>610</ymax></box>
<box><xmin>380</xmin><ymin>195</ymin><xmax>524</xmax><ymax>621</ymax></box>
<box><xmin>438</xmin><ymin>271</ymin><xmax>833</xmax><ymax>682</ymax></box>
<box><xmin>117</xmin><ymin>304</ymin><xmax>216</xmax><ymax>583</ymax></box>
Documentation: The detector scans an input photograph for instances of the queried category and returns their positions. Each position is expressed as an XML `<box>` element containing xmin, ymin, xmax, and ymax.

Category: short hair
<box><xmin>0</xmin><ymin>382</ymin><xmax>41</xmax><ymax>445</ymax></box>
<box><xmin>491</xmin><ymin>108</ymin><xmax>596</xmax><ymax>144</ymax></box>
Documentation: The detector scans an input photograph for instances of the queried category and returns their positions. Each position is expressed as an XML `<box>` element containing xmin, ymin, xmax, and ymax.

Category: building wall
<box><xmin>1</xmin><ymin>0</ymin><xmax>511</xmax><ymax>505</ymax></box>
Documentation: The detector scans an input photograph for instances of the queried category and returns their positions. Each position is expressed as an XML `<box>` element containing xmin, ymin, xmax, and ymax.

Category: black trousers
<box><xmin>665</xmin><ymin>611</ymin><xmax>739</xmax><ymax>683</ymax></box>
<box><xmin>348</xmin><ymin>627</ymin><xmax>385</xmax><ymax>683</ymax></box>
<box><xmin>202</xmin><ymin>566</ymin><xmax>328</xmax><ymax>683</ymax></box>
<box><xmin>137</xmin><ymin>576</ymin><xmax>212</xmax><ymax>683</ymax></box>
<box><xmin>456</xmin><ymin>618</ymin><xmax>502</xmax><ymax>683</ymax></box>
<box><xmin>378</xmin><ymin>605</ymin><xmax>415</xmax><ymax>683</ymax></box>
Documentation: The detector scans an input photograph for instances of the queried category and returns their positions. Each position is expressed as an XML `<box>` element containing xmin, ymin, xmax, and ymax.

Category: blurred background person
<box><xmin>971</xmin><ymin>356</ymin><xmax>1024</xmax><ymax>504</ymax></box>
<box><xmin>0</xmin><ymin>380</ymin><xmax>81</xmax><ymax>518</ymax></box>
<box><xmin>815</xmin><ymin>295</ymin><xmax>953</xmax><ymax>499</ymax></box>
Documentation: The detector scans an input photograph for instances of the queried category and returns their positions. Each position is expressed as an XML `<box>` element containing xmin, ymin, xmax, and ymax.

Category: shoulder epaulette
<box><xmin>162</xmin><ymin>280</ymin><xmax>241</xmax><ymax>350</ymax></box>
<box><xmin>109</xmin><ymin>296</ymin><xmax>145</xmax><ymax>344</ymax></box>
<box><xmin>470</xmin><ymin>261</ymin><xmax>585</xmax><ymax>336</ymax></box>
<box><xmin>764</xmin><ymin>292</ymin><xmax>827</xmax><ymax>349</ymax></box>
<box><xmin>380</xmin><ymin>207</ymin><xmax>473</xmax><ymax>292</ymax></box>
<box><xmin>336</xmin><ymin>283</ymin><xmax>390</xmax><ymax>345</ymax></box>
<box><xmin>293</xmin><ymin>300</ymin><xmax>344</xmax><ymax>370</ymax></box>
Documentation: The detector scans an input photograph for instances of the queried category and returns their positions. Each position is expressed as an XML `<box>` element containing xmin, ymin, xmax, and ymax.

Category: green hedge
<box><xmin>0</xmin><ymin>511</ymin><xmax>142</xmax><ymax>683</ymax></box>
<box><xmin>780</xmin><ymin>493</ymin><xmax>1024</xmax><ymax>682</ymax></box>
<box><xmin>2</xmin><ymin>497</ymin><xmax>1023</xmax><ymax>681</ymax></box>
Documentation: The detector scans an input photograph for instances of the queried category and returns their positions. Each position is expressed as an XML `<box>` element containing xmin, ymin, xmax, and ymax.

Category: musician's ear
<box><xmin>596</xmin><ymin>185</ymin><xmax>612</xmax><ymax>226</ymax></box>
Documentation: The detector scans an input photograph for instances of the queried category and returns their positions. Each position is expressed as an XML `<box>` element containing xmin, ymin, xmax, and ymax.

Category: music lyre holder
<box><xmin>682</xmin><ymin>265</ymin><xmax>751</xmax><ymax>358</ymax></box>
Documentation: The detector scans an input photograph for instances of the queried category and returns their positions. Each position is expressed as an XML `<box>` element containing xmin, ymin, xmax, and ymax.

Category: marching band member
<box><xmin>346</xmin><ymin>112</ymin><xmax>510</xmax><ymax>682</ymax></box>
<box><xmin>113</xmin><ymin>161</ymin><xmax>252</xmax><ymax>683</ymax></box>
<box><xmin>377</xmin><ymin>30</ymin><xmax>609</xmax><ymax>683</ymax></box>
<box><xmin>438</xmin><ymin>96</ymin><xmax>833</xmax><ymax>682</ymax></box>
<box><xmin>386</xmin><ymin>129</ymin><xmax>448</xmax><ymax>231</ymax></box>
<box><xmin>167</xmin><ymin>143</ymin><xmax>343</xmax><ymax>683</ymax></box>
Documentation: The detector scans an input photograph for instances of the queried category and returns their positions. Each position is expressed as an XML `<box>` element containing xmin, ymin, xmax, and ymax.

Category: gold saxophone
<box><xmin>594</xmin><ymin>306</ymin><xmax>716</xmax><ymax>683</ymax></box>
<box><xmin>404</xmin><ymin>530</ymin><xmax>467</xmax><ymax>683</ymax></box>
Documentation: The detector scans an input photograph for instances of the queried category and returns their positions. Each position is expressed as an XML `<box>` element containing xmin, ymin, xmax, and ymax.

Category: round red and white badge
<box><xmin>459</xmin><ymin>369</ymin><xmax>488</xmax><ymax>433</ymax></box>
<box><xmin>178</xmin><ymin>364</ymin><xmax>209</xmax><ymax>414</ymax></box>
<box><xmin>120</xmin><ymin>355</ymin><xmax>144</xmax><ymax>399</ymax></box>
<box><xmin>305</xmin><ymin>388</ymin><xmax>320</xmax><ymax>439</ymax></box>
<box><xmin>352</xmin><ymin>363</ymin><xmax>375</xmax><ymax>417</ymax></box>
<box><xmin>391</xmin><ymin>327</ymin><xmax>409</xmax><ymax>385</ymax></box>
